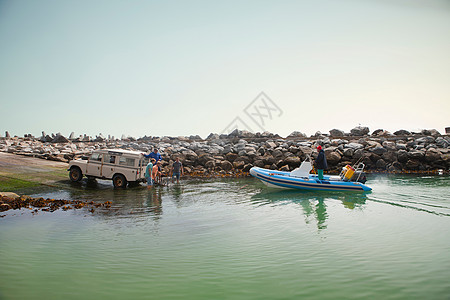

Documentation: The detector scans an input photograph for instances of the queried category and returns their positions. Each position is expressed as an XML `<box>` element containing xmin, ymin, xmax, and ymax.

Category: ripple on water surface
<box><xmin>1</xmin><ymin>175</ymin><xmax>449</xmax><ymax>299</ymax></box>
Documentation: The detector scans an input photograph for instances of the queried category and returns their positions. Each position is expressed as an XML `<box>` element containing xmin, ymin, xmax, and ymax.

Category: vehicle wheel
<box><xmin>69</xmin><ymin>167</ymin><xmax>83</xmax><ymax>182</ymax></box>
<box><xmin>113</xmin><ymin>174</ymin><xmax>127</xmax><ymax>188</ymax></box>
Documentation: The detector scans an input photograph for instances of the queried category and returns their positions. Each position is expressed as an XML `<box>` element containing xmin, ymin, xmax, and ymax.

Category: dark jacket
<box><xmin>315</xmin><ymin>150</ymin><xmax>328</xmax><ymax>170</ymax></box>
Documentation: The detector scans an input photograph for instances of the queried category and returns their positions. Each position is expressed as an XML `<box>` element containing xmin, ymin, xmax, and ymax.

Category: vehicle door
<box><xmin>102</xmin><ymin>153</ymin><xmax>118</xmax><ymax>179</ymax></box>
<box><xmin>86</xmin><ymin>152</ymin><xmax>103</xmax><ymax>177</ymax></box>
<box><xmin>118</xmin><ymin>156</ymin><xmax>138</xmax><ymax>181</ymax></box>
<box><xmin>138</xmin><ymin>157</ymin><xmax>149</xmax><ymax>180</ymax></box>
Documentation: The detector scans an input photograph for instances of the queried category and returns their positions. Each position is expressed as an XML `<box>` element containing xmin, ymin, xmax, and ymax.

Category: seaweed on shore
<box><xmin>0</xmin><ymin>194</ymin><xmax>111</xmax><ymax>214</ymax></box>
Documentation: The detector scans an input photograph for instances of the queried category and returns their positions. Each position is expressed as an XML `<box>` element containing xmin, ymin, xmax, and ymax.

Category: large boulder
<box><xmin>228</xmin><ymin>129</ymin><xmax>254</xmax><ymax>138</ymax></box>
<box><xmin>425</xmin><ymin>148</ymin><xmax>441</xmax><ymax>163</ymax></box>
<box><xmin>253</xmin><ymin>160</ymin><xmax>265</xmax><ymax>167</ymax></box>
<box><xmin>326</xmin><ymin>152</ymin><xmax>341</xmax><ymax>165</ymax></box>
<box><xmin>262</xmin><ymin>155</ymin><xmax>276</xmax><ymax>165</ymax></box>
<box><xmin>51</xmin><ymin>134</ymin><xmax>69</xmax><ymax>143</ymax></box>
<box><xmin>206</xmin><ymin>133</ymin><xmax>219</xmax><ymax>140</ymax></box>
<box><xmin>382</xmin><ymin>151</ymin><xmax>397</xmax><ymax>163</ymax></box>
<box><xmin>225</xmin><ymin>152</ymin><xmax>238</xmax><ymax>162</ymax></box>
<box><xmin>394</xmin><ymin>129</ymin><xmax>411</xmax><ymax>136</ymax></box>
<box><xmin>416</xmin><ymin>136</ymin><xmax>435</xmax><ymax>144</ymax></box>
<box><xmin>265</xmin><ymin>141</ymin><xmax>277</xmax><ymax>149</ymax></box>
<box><xmin>397</xmin><ymin>150</ymin><xmax>408</xmax><ymax>163</ymax></box>
<box><xmin>205</xmin><ymin>160</ymin><xmax>216</xmax><ymax>170</ymax></box>
<box><xmin>408</xmin><ymin>150</ymin><xmax>425</xmax><ymax>160</ymax></box>
<box><xmin>288</xmin><ymin>145</ymin><xmax>299</xmax><ymax>154</ymax></box>
<box><xmin>376</xmin><ymin>158</ymin><xmax>387</xmax><ymax>169</ymax></box>
<box><xmin>382</xmin><ymin>141</ymin><xmax>396</xmax><ymax>151</ymax></box>
<box><xmin>227</xmin><ymin>129</ymin><xmax>241</xmax><ymax>137</ymax></box>
<box><xmin>272</xmin><ymin>149</ymin><xmax>283</xmax><ymax>158</ymax></box>
<box><xmin>40</xmin><ymin>134</ymin><xmax>53</xmax><ymax>143</ymax></box>
<box><xmin>284</xmin><ymin>156</ymin><xmax>301</xmax><ymax>168</ymax></box>
<box><xmin>353</xmin><ymin>149</ymin><xmax>364</xmax><ymax>159</ymax></box>
<box><xmin>345</xmin><ymin>142</ymin><xmax>364</xmax><ymax>150</ymax></box>
<box><xmin>182</xmin><ymin>150</ymin><xmax>198</xmax><ymax>161</ymax></box>
<box><xmin>297</xmin><ymin>146</ymin><xmax>313</xmax><ymax>156</ymax></box>
<box><xmin>242</xmin><ymin>164</ymin><xmax>253</xmax><ymax>172</ymax></box>
<box><xmin>442</xmin><ymin>153</ymin><xmax>450</xmax><ymax>167</ymax></box>
<box><xmin>287</xmin><ymin>131</ymin><xmax>306</xmax><ymax>138</ymax></box>
<box><xmin>220</xmin><ymin>160</ymin><xmax>233</xmax><ymax>171</ymax></box>
<box><xmin>280</xmin><ymin>165</ymin><xmax>290</xmax><ymax>171</ymax></box>
<box><xmin>371</xmin><ymin>146</ymin><xmax>387</xmax><ymax>156</ymax></box>
<box><xmin>372</xmin><ymin>129</ymin><xmax>390</xmax><ymax>136</ymax></box>
<box><xmin>422</xmin><ymin>129</ymin><xmax>441</xmax><ymax>136</ymax></box>
<box><xmin>343</xmin><ymin>148</ymin><xmax>354</xmax><ymax>157</ymax></box>
<box><xmin>405</xmin><ymin>159</ymin><xmax>420</xmax><ymax>170</ymax></box>
<box><xmin>435</xmin><ymin>137</ymin><xmax>449</xmax><ymax>148</ymax></box>
<box><xmin>350</xmin><ymin>126</ymin><xmax>370</xmax><ymax>136</ymax></box>
<box><xmin>233</xmin><ymin>160</ymin><xmax>245</xmax><ymax>169</ymax></box>
<box><xmin>329</xmin><ymin>129</ymin><xmax>344</xmax><ymax>137</ymax></box>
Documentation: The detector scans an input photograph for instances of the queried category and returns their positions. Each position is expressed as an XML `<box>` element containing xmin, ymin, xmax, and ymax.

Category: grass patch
<box><xmin>0</xmin><ymin>167</ymin><xmax>68</xmax><ymax>192</ymax></box>
<box><xmin>0</xmin><ymin>175</ymin><xmax>41</xmax><ymax>192</ymax></box>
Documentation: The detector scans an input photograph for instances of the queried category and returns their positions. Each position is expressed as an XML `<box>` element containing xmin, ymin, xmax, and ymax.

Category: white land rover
<box><xmin>68</xmin><ymin>149</ymin><xmax>149</xmax><ymax>188</ymax></box>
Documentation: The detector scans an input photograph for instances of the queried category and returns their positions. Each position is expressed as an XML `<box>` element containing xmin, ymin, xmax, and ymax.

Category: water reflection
<box><xmin>145</xmin><ymin>188</ymin><xmax>162</xmax><ymax>219</ymax></box>
<box><xmin>170</xmin><ymin>184</ymin><xmax>184</xmax><ymax>202</ymax></box>
<box><xmin>298</xmin><ymin>197</ymin><xmax>328</xmax><ymax>230</ymax></box>
<box><xmin>251</xmin><ymin>190</ymin><xmax>368</xmax><ymax>230</ymax></box>
<box><xmin>43</xmin><ymin>179</ymin><xmax>192</xmax><ymax>220</ymax></box>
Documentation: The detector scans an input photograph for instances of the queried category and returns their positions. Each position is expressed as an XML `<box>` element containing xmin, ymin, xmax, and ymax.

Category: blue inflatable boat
<box><xmin>249</xmin><ymin>159</ymin><xmax>372</xmax><ymax>192</ymax></box>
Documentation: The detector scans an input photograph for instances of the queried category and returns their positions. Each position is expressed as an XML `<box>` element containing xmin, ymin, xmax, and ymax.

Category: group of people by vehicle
<box><xmin>142</xmin><ymin>148</ymin><xmax>184</xmax><ymax>189</ymax></box>
<box><xmin>141</xmin><ymin>145</ymin><xmax>326</xmax><ymax>189</ymax></box>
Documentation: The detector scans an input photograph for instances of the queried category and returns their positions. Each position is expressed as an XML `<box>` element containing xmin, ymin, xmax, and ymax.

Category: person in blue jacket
<box><xmin>315</xmin><ymin>145</ymin><xmax>328</xmax><ymax>180</ymax></box>
<box><xmin>143</xmin><ymin>148</ymin><xmax>162</xmax><ymax>163</ymax></box>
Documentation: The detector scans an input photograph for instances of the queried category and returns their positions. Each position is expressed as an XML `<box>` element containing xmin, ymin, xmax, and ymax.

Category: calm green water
<box><xmin>1</xmin><ymin>175</ymin><xmax>449</xmax><ymax>300</ymax></box>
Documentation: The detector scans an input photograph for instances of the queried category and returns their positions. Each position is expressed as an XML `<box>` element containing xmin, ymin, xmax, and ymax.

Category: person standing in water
<box><xmin>171</xmin><ymin>157</ymin><xmax>184</xmax><ymax>184</ymax></box>
<box><xmin>152</xmin><ymin>161</ymin><xmax>162</xmax><ymax>184</ymax></box>
<box><xmin>144</xmin><ymin>158</ymin><xmax>156</xmax><ymax>189</ymax></box>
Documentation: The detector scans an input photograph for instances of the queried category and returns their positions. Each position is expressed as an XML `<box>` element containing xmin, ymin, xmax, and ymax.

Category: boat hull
<box><xmin>249</xmin><ymin>167</ymin><xmax>372</xmax><ymax>192</ymax></box>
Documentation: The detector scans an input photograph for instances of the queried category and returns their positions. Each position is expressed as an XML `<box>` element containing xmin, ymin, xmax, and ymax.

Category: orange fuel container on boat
<box><xmin>344</xmin><ymin>165</ymin><xmax>355</xmax><ymax>180</ymax></box>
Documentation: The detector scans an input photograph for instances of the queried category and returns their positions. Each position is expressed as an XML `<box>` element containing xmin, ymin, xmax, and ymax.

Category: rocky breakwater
<box><xmin>1</xmin><ymin>127</ymin><xmax>449</xmax><ymax>177</ymax></box>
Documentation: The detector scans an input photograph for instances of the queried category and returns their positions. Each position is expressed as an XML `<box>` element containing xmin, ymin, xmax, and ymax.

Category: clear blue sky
<box><xmin>1</xmin><ymin>0</ymin><xmax>449</xmax><ymax>138</ymax></box>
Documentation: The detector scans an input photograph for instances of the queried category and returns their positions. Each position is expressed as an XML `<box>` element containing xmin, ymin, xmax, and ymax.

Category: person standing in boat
<box><xmin>315</xmin><ymin>145</ymin><xmax>328</xmax><ymax>180</ymax></box>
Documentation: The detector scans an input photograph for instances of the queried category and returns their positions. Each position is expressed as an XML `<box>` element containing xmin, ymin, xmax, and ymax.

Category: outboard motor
<box><xmin>351</xmin><ymin>171</ymin><xmax>367</xmax><ymax>184</ymax></box>
<box><xmin>341</xmin><ymin>163</ymin><xmax>367</xmax><ymax>184</ymax></box>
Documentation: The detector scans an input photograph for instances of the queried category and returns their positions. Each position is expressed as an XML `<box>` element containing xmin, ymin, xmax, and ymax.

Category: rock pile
<box><xmin>1</xmin><ymin>127</ymin><xmax>449</xmax><ymax>175</ymax></box>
